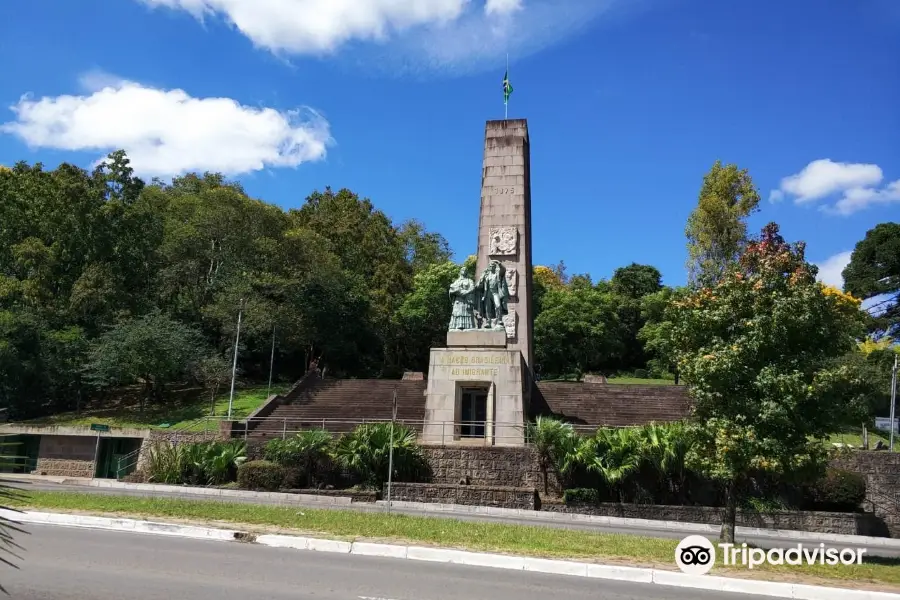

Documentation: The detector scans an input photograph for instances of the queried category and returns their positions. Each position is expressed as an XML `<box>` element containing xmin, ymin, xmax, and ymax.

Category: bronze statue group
<box><xmin>448</xmin><ymin>260</ymin><xmax>510</xmax><ymax>331</ymax></box>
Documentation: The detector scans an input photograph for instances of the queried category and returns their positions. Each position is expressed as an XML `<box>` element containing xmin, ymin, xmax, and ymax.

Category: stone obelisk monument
<box><xmin>421</xmin><ymin>119</ymin><xmax>533</xmax><ymax>447</ymax></box>
<box><xmin>475</xmin><ymin>119</ymin><xmax>534</xmax><ymax>371</ymax></box>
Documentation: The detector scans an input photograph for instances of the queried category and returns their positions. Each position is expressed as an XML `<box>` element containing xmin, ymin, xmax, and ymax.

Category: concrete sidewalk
<box><xmin>11</xmin><ymin>475</ymin><xmax>900</xmax><ymax>550</ymax></box>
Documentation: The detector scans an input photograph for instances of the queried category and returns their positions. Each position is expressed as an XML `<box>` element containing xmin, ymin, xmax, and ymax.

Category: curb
<box><xmin>5</xmin><ymin>510</ymin><xmax>899</xmax><ymax>599</ymax></box>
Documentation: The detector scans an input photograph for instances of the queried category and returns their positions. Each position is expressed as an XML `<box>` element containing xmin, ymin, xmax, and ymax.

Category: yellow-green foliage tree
<box><xmin>665</xmin><ymin>223</ymin><xmax>870</xmax><ymax>542</ymax></box>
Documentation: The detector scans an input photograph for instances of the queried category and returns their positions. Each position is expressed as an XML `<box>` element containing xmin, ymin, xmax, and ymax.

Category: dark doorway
<box><xmin>459</xmin><ymin>386</ymin><xmax>488</xmax><ymax>439</ymax></box>
<box><xmin>95</xmin><ymin>437</ymin><xmax>143</xmax><ymax>479</ymax></box>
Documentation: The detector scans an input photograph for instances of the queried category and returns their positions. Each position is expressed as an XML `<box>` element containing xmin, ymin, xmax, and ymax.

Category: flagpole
<box><xmin>505</xmin><ymin>53</ymin><xmax>509</xmax><ymax>120</ymax></box>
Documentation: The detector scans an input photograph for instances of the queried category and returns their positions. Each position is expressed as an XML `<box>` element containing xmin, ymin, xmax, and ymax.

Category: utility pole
<box><xmin>267</xmin><ymin>324</ymin><xmax>276</xmax><ymax>399</ymax></box>
<box><xmin>891</xmin><ymin>353</ymin><xmax>898</xmax><ymax>452</ymax></box>
<box><xmin>227</xmin><ymin>299</ymin><xmax>244</xmax><ymax>420</ymax></box>
<box><xmin>386</xmin><ymin>387</ymin><xmax>397</xmax><ymax>513</ymax></box>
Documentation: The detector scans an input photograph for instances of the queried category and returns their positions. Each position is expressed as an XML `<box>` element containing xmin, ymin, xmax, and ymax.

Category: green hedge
<box><xmin>563</xmin><ymin>488</ymin><xmax>599</xmax><ymax>504</ymax></box>
<box><xmin>237</xmin><ymin>460</ymin><xmax>285</xmax><ymax>491</ymax></box>
<box><xmin>810</xmin><ymin>468</ymin><xmax>866</xmax><ymax>511</ymax></box>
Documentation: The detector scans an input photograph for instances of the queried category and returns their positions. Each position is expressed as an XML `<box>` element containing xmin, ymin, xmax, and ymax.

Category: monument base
<box><xmin>446</xmin><ymin>329</ymin><xmax>507</xmax><ymax>348</ymax></box>
<box><xmin>422</xmin><ymin>346</ymin><xmax>527</xmax><ymax>447</ymax></box>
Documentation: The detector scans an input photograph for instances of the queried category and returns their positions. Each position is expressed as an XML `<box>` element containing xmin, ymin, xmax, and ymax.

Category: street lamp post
<box><xmin>227</xmin><ymin>299</ymin><xmax>244</xmax><ymax>420</ymax></box>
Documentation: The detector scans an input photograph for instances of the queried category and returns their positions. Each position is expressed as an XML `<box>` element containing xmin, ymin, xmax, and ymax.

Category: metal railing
<box><xmin>117</xmin><ymin>414</ymin><xmax>642</xmax><ymax>478</ymax></box>
<box><xmin>237</xmin><ymin>416</ymin><xmax>626</xmax><ymax>445</ymax></box>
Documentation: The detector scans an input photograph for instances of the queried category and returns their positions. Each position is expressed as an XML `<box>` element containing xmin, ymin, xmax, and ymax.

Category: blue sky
<box><xmin>0</xmin><ymin>0</ymin><xmax>897</xmax><ymax>290</ymax></box>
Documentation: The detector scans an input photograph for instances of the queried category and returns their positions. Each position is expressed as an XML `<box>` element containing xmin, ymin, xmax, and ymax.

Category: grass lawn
<box><xmin>606</xmin><ymin>377</ymin><xmax>679</xmax><ymax>385</ymax></box>
<box><xmin>825</xmin><ymin>427</ymin><xmax>892</xmax><ymax>449</ymax></box>
<box><xmin>19</xmin><ymin>385</ymin><xmax>289</xmax><ymax>431</ymax></box>
<box><xmin>542</xmin><ymin>376</ymin><xmax>680</xmax><ymax>385</ymax></box>
<box><xmin>7</xmin><ymin>490</ymin><xmax>899</xmax><ymax>591</ymax></box>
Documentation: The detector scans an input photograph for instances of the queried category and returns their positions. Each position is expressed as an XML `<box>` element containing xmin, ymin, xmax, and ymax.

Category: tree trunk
<box><xmin>720</xmin><ymin>479</ymin><xmax>737</xmax><ymax>543</ymax></box>
<box><xmin>541</xmin><ymin>463</ymin><xmax>548</xmax><ymax>496</ymax></box>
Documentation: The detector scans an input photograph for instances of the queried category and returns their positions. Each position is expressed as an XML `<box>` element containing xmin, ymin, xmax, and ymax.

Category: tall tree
<box><xmin>534</xmin><ymin>281</ymin><xmax>623</xmax><ymax>378</ymax></box>
<box><xmin>666</xmin><ymin>223</ymin><xmax>869</xmax><ymax>542</ymax></box>
<box><xmin>610</xmin><ymin>264</ymin><xmax>664</xmax><ymax>372</ymax></box>
<box><xmin>843</xmin><ymin>222</ymin><xmax>900</xmax><ymax>336</ymax></box>
<box><xmin>685</xmin><ymin>161</ymin><xmax>761</xmax><ymax>287</ymax></box>
<box><xmin>611</xmin><ymin>263</ymin><xmax>662</xmax><ymax>299</ymax></box>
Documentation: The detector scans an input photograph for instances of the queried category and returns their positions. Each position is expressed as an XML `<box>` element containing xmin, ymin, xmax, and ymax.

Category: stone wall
<box><xmin>832</xmin><ymin>451</ymin><xmax>900</xmax><ymax>536</ymax></box>
<box><xmin>35</xmin><ymin>435</ymin><xmax>96</xmax><ymax>477</ymax></box>
<box><xmin>543</xmin><ymin>501</ymin><xmax>885</xmax><ymax>537</ymax></box>
<box><xmin>391</xmin><ymin>482</ymin><xmax>539</xmax><ymax>510</ymax></box>
<box><xmin>422</xmin><ymin>446</ymin><xmax>559</xmax><ymax>492</ymax></box>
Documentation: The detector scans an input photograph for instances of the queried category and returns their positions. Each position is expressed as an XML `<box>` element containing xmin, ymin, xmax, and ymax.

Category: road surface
<box><xmin>14</xmin><ymin>479</ymin><xmax>898</xmax><ymax>558</ymax></box>
<box><xmin>3</xmin><ymin>524</ymin><xmax>776</xmax><ymax>600</ymax></box>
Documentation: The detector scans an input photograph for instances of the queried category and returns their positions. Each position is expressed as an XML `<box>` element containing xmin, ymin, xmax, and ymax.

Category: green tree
<box><xmin>610</xmin><ymin>263</ymin><xmax>663</xmax><ymax>372</ymax></box>
<box><xmin>666</xmin><ymin>223</ymin><xmax>869</xmax><ymax>542</ymax></box>
<box><xmin>391</xmin><ymin>260</ymin><xmax>460</xmax><ymax>372</ymax></box>
<box><xmin>685</xmin><ymin>161</ymin><xmax>761</xmax><ymax>288</ymax></box>
<box><xmin>637</xmin><ymin>287</ymin><xmax>685</xmax><ymax>380</ymax></box>
<box><xmin>843</xmin><ymin>222</ymin><xmax>900</xmax><ymax>336</ymax></box>
<box><xmin>611</xmin><ymin>263</ymin><xmax>662</xmax><ymax>299</ymax></box>
<box><xmin>398</xmin><ymin>219</ymin><xmax>452</xmax><ymax>274</ymax></box>
<box><xmin>84</xmin><ymin>312</ymin><xmax>206</xmax><ymax>411</ymax></box>
<box><xmin>534</xmin><ymin>281</ymin><xmax>623</xmax><ymax>378</ymax></box>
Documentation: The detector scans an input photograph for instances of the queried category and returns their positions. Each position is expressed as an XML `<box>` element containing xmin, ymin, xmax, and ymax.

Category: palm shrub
<box><xmin>263</xmin><ymin>429</ymin><xmax>334</xmax><ymax>488</ymax></box>
<box><xmin>333</xmin><ymin>423</ymin><xmax>426</xmax><ymax>489</ymax></box>
<box><xmin>145</xmin><ymin>440</ymin><xmax>246</xmax><ymax>485</ymax></box>
<box><xmin>580</xmin><ymin>427</ymin><xmax>643</xmax><ymax>502</ymax></box>
<box><xmin>638</xmin><ymin>421</ymin><xmax>690</xmax><ymax>504</ymax></box>
<box><xmin>145</xmin><ymin>442</ymin><xmax>185</xmax><ymax>484</ymax></box>
<box><xmin>526</xmin><ymin>417</ymin><xmax>579</xmax><ymax>494</ymax></box>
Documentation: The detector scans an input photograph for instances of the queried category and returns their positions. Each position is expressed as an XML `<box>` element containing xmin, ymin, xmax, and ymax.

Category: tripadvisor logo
<box><xmin>675</xmin><ymin>535</ymin><xmax>866</xmax><ymax>575</ymax></box>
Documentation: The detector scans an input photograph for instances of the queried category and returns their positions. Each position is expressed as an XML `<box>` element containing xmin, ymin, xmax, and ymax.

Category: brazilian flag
<box><xmin>503</xmin><ymin>70</ymin><xmax>513</xmax><ymax>103</ymax></box>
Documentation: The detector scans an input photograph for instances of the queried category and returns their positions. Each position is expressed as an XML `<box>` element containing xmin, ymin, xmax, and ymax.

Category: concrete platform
<box><xmin>446</xmin><ymin>330</ymin><xmax>507</xmax><ymax>348</ymax></box>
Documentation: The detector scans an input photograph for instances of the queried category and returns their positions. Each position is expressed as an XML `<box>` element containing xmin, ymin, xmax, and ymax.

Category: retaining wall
<box><xmin>832</xmin><ymin>451</ymin><xmax>900</xmax><ymax>536</ymax></box>
<box><xmin>543</xmin><ymin>501</ymin><xmax>884</xmax><ymax>536</ymax></box>
<box><xmin>391</xmin><ymin>482</ymin><xmax>539</xmax><ymax>510</ymax></box>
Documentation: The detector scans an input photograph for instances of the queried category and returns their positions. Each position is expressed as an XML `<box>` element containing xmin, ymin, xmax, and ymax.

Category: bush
<box><xmin>809</xmin><ymin>468</ymin><xmax>866</xmax><ymax>511</ymax></box>
<box><xmin>237</xmin><ymin>460</ymin><xmax>285</xmax><ymax>491</ymax></box>
<box><xmin>144</xmin><ymin>440</ymin><xmax>246</xmax><ymax>486</ymax></box>
<box><xmin>632</xmin><ymin>368</ymin><xmax>649</xmax><ymax>379</ymax></box>
<box><xmin>281</xmin><ymin>467</ymin><xmax>303</xmax><ymax>490</ymax></box>
<box><xmin>563</xmin><ymin>488</ymin><xmax>599</xmax><ymax>504</ymax></box>
<box><xmin>263</xmin><ymin>429</ymin><xmax>334</xmax><ymax>487</ymax></box>
<box><xmin>333</xmin><ymin>423</ymin><xmax>428</xmax><ymax>488</ymax></box>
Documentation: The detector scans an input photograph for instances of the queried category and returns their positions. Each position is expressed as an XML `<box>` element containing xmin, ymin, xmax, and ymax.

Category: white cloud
<box><xmin>0</xmin><ymin>75</ymin><xmax>332</xmax><ymax>178</ymax></box>
<box><xmin>136</xmin><ymin>0</ymin><xmax>621</xmax><ymax>74</ymax></box>
<box><xmin>770</xmin><ymin>158</ymin><xmax>899</xmax><ymax>216</ymax></box>
<box><xmin>814</xmin><ymin>250</ymin><xmax>853</xmax><ymax>289</ymax></box>
<box><xmin>829</xmin><ymin>180</ymin><xmax>900</xmax><ymax>216</ymax></box>
<box><xmin>485</xmin><ymin>0</ymin><xmax>523</xmax><ymax>15</ymax></box>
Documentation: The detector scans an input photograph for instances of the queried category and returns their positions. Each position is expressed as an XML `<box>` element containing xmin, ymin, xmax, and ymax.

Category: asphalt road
<box><xmin>15</xmin><ymin>480</ymin><xmax>900</xmax><ymax>559</ymax></box>
<box><xmin>3</xmin><ymin>524</ymin><xmax>777</xmax><ymax>600</ymax></box>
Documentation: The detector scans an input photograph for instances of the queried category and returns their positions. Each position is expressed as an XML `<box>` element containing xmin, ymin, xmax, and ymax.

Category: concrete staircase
<box><xmin>243</xmin><ymin>379</ymin><xmax>427</xmax><ymax>441</ymax></box>
<box><xmin>532</xmin><ymin>382</ymin><xmax>691</xmax><ymax>428</ymax></box>
<box><xmin>239</xmin><ymin>377</ymin><xmax>691</xmax><ymax>442</ymax></box>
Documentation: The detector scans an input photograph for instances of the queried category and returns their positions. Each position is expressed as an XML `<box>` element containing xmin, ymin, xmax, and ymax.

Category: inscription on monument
<box><xmin>489</xmin><ymin>226</ymin><xmax>517</xmax><ymax>256</ymax></box>
<box><xmin>449</xmin><ymin>367</ymin><xmax>499</xmax><ymax>377</ymax></box>
<box><xmin>435</xmin><ymin>353</ymin><xmax>512</xmax><ymax>366</ymax></box>
<box><xmin>489</xmin><ymin>186</ymin><xmax>518</xmax><ymax>195</ymax></box>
